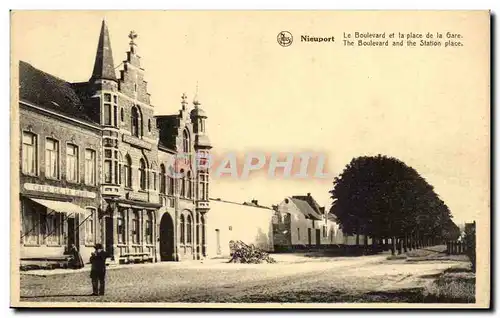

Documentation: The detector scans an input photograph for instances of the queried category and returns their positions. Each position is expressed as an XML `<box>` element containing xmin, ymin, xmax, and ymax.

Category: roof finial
<box><xmin>129</xmin><ymin>30</ymin><xmax>138</xmax><ymax>45</ymax></box>
<box><xmin>193</xmin><ymin>81</ymin><xmax>200</xmax><ymax>107</ymax></box>
<box><xmin>181</xmin><ymin>93</ymin><xmax>188</xmax><ymax>110</ymax></box>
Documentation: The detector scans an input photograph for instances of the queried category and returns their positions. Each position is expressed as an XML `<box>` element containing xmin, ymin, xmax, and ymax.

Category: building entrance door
<box><xmin>105</xmin><ymin>216</ymin><xmax>114</xmax><ymax>256</ymax></box>
<box><xmin>308</xmin><ymin>228</ymin><xmax>312</xmax><ymax>246</ymax></box>
<box><xmin>159</xmin><ymin>213</ymin><xmax>174</xmax><ymax>261</ymax></box>
<box><xmin>316</xmin><ymin>229</ymin><xmax>321</xmax><ymax>246</ymax></box>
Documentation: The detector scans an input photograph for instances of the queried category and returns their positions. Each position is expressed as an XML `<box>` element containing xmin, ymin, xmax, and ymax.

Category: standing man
<box><xmin>90</xmin><ymin>243</ymin><xmax>108</xmax><ymax>296</ymax></box>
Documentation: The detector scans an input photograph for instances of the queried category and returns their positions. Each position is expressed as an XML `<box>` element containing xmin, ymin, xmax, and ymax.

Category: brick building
<box><xmin>18</xmin><ymin>20</ymin><xmax>212</xmax><ymax>266</ymax></box>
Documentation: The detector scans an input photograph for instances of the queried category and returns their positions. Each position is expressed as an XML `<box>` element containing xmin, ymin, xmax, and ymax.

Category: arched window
<box><xmin>187</xmin><ymin>171</ymin><xmax>192</xmax><ymax>198</ymax></box>
<box><xmin>124</xmin><ymin>155</ymin><xmax>132</xmax><ymax>188</ymax></box>
<box><xmin>180</xmin><ymin>214</ymin><xmax>185</xmax><ymax>244</ymax></box>
<box><xmin>131</xmin><ymin>106</ymin><xmax>141</xmax><ymax>137</ymax></box>
<box><xmin>150</xmin><ymin>162</ymin><xmax>157</xmax><ymax>191</ymax></box>
<box><xmin>139</xmin><ymin>158</ymin><xmax>146</xmax><ymax>190</ymax></box>
<box><xmin>180</xmin><ymin>170</ymin><xmax>186</xmax><ymax>197</ymax></box>
<box><xmin>183</xmin><ymin>129</ymin><xmax>190</xmax><ymax>153</ymax></box>
<box><xmin>186</xmin><ymin>214</ymin><xmax>192</xmax><ymax>244</ymax></box>
<box><xmin>168</xmin><ymin>175</ymin><xmax>174</xmax><ymax>195</ymax></box>
<box><xmin>160</xmin><ymin>164</ymin><xmax>166</xmax><ymax>194</ymax></box>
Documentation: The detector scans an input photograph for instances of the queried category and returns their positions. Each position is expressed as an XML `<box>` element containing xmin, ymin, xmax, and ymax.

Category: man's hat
<box><xmin>94</xmin><ymin>243</ymin><xmax>103</xmax><ymax>250</ymax></box>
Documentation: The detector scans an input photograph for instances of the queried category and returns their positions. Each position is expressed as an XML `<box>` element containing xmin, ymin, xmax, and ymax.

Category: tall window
<box><xmin>160</xmin><ymin>164</ymin><xmax>166</xmax><ymax>194</ymax></box>
<box><xmin>183</xmin><ymin>129</ymin><xmax>190</xmax><ymax>153</ymax></box>
<box><xmin>103</xmin><ymin>93</ymin><xmax>112</xmax><ymax>125</ymax></box>
<box><xmin>117</xmin><ymin>211</ymin><xmax>126</xmax><ymax>244</ymax></box>
<box><xmin>45</xmin><ymin>138</ymin><xmax>59</xmax><ymax>179</ymax></box>
<box><xmin>152</xmin><ymin>171</ymin><xmax>157</xmax><ymax>191</ymax></box>
<box><xmin>113</xmin><ymin>105</ymin><xmax>118</xmax><ymax>127</ymax></box>
<box><xmin>180</xmin><ymin>215</ymin><xmax>185</xmax><ymax>244</ymax></box>
<box><xmin>104</xmin><ymin>161</ymin><xmax>112</xmax><ymax>183</ymax></box>
<box><xmin>139</xmin><ymin>158</ymin><xmax>147</xmax><ymax>190</ymax></box>
<box><xmin>150</xmin><ymin>163</ymin><xmax>157</xmax><ymax>191</ymax></box>
<box><xmin>85</xmin><ymin>208</ymin><xmax>96</xmax><ymax>245</ymax></box>
<box><xmin>186</xmin><ymin>214</ymin><xmax>192</xmax><ymax>244</ymax></box>
<box><xmin>131</xmin><ymin>106</ymin><xmax>141</xmax><ymax>137</ymax></box>
<box><xmin>132</xmin><ymin>211</ymin><xmax>140</xmax><ymax>244</ymax></box>
<box><xmin>84</xmin><ymin>149</ymin><xmax>96</xmax><ymax>185</ymax></box>
<box><xmin>118</xmin><ymin>153</ymin><xmax>123</xmax><ymax>185</ymax></box>
<box><xmin>146</xmin><ymin>212</ymin><xmax>153</xmax><ymax>244</ymax></box>
<box><xmin>200</xmin><ymin>173</ymin><xmax>208</xmax><ymax>200</ymax></box>
<box><xmin>168</xmin><ymin>176</ymin><xmax>174</xmax><ymax>195</ymax></box>
<box><xmin>22</xmin><ymin>200</ymin><xmax>39</xmax><ymax>245</ymax></box>
<box><xmin>124</xmin><ymin>155</ymin><xmax>132</xmax><ymax>188</ymax></box>
<box><xmin>113</xmin><ymin>95</ymin><xmax>119</xmax><ymax>127</ymax></box>
<box><xmin>180</xmin><ymin>171</ymin><xmax>186</xmax><ymax>197</ymax></box>
<box><xmin>66</xmin><ymin>144</ymin><xmax>79</xmax><ymax>182</ymax></box>
<box><xmin>187</xmin><ymin>171</ymin><xmax>192</xmax><ymax>198</ymax></box>
<box><xmin>22</xmin><ymin>132</ymin><xmax>37</xmax><ymax>175</ymax></box>
<box><xmin>44</xmin><ymin>212</ymin><xmax>61</xmax><ymax>245</ymax></box>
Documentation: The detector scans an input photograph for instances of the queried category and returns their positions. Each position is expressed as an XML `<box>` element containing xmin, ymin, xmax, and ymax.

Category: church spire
<box><xmin>90</xmin><ymin>19</ymin><xmax>117</xmax><ymax>82</ymax></box>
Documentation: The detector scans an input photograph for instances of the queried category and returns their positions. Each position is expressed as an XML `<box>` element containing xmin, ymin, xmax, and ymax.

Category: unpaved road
<box><xmin>18</xmin><ymin>250</ymin><xmax>466</xmax><ymax>303</ymax></box>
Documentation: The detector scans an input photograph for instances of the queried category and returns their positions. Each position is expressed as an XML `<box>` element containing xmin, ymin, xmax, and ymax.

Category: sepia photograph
<box><xmin>9</xmin><ymin>10</ymin><xmax>490</xmax><ymax>308</ymax></box>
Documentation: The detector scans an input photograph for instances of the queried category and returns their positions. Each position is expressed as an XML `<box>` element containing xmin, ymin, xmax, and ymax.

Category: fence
<box><xmin>446</xmin><ymin>241</ymin><xmax>468</xmax><ymax>255</ymax></box>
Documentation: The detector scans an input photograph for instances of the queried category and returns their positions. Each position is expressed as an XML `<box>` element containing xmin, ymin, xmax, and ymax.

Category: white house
<box><xmin>206</xmin><ymin>198</ymin><xmax>274</xmax><ymax>257</ymax></box>
<box><xmin>273</xmin><ymin>193</ymin><xmax>371</xmax><ymax>250</ymax></box>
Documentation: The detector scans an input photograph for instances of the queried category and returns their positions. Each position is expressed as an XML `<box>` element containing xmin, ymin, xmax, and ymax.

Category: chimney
<box><xmin>307</xmin><ymin>193</ymin><xmax>311</xmax><ymax>197</ymax></box>
<box><xmin>251</xmin><ymin>199</ymin><xmax>258</xmax><ymax>206</ymax></box>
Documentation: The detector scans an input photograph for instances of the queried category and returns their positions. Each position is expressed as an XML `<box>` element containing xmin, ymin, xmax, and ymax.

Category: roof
<box><xmin>210</xmin><ymin>198</ymin><xmax>273</xmax><ymax>210</ymax></box>
<box><xmin>90</xmin><ymin>20</ymin><xmax>117</xmax><ymax>81</ymax></box>
<box><xmin>19</xmin><ymin>61</ymin><xmax>96</xmax><ymax>124</ymax></box>
<box><xmin>292</xmin><ymin>194</ymin><xmax>323</xmax><ymax>215</ymax></box>
<box><xmin>290</xmin><ymin>198</ymin><xmax>323</xmax><ymax>220</ymax></box>
<box><xmin>327</xmin><ymin>213</ymin><xmax>338</xmax><ymax>222</ymax></box>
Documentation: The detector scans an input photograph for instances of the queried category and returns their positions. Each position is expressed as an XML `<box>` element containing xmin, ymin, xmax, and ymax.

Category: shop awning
<box><xmin>30</xmin><ymin>198</ymin><xmax>90</xmax><ymax>216</ymax></box>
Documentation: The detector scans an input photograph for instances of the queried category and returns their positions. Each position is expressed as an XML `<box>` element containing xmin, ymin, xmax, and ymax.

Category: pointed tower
<box><xmin>90</xmin><ymin>20</ymin><xmax>118</xmax><ymax>83</ymax></box>
<box><xmin>88</xmin><ymin>20</ymin><xmax>121</xmax><ymax>203</ymax></box>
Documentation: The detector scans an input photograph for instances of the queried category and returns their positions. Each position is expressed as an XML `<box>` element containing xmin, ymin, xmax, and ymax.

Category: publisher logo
<box><xmin>277</xmin><ymin>31</ymin><xmax>293</xmax><ymax>47</ymax></box>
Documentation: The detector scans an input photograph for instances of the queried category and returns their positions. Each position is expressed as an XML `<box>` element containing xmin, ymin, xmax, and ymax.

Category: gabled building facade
<box><xmin>18</xmin><ymin>20</ymin><xmax>212</xmax><ymax>266</ymax></box>
<box><xmin>272</xmin><ymin>193</ymin><xmax>370</xmax><ymax>251</ymax></box>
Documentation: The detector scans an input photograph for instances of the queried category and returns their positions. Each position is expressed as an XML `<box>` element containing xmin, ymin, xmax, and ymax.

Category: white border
<box><xmin>3</xmin><ymin>1</ymin><xmax>498</xmax><ymax>318</ymax></box>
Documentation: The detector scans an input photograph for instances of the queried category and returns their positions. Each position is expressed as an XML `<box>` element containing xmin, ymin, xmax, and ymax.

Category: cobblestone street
<box><xmin>18</xmin><ymin>251</ymin><xmax>463</xmax><ymax>303</ymax></box>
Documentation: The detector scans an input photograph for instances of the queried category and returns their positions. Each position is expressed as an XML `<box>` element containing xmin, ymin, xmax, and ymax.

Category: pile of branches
<box><xmin>228</xmin><ymin>240</ymin><xmax>276</xmax><ymax>264</ymax></box>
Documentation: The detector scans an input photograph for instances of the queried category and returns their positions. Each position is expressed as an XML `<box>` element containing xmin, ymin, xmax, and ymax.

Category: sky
<box><xmin>11</xmin><ymin>11</ymin><xmax>490</xmax><ymax>225</ymax></box>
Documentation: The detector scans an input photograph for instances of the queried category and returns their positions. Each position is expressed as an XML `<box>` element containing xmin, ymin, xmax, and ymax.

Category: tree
<box><xmin>329</xmin><ymin>155</ymin><xmax>457</xmax><ymax>255</ymax></box>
